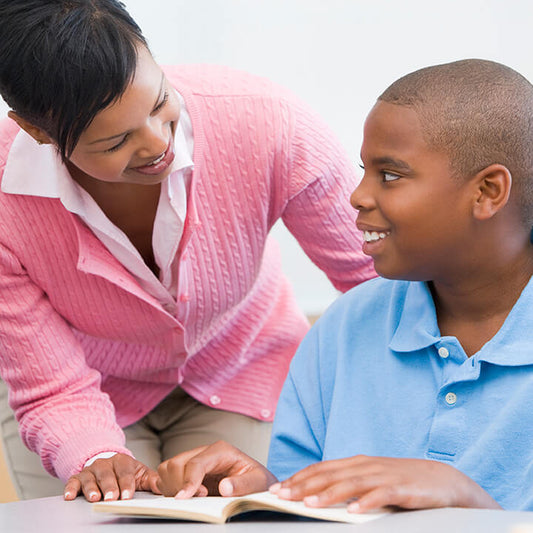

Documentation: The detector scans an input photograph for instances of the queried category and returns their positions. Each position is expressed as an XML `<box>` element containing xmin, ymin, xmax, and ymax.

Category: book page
<box><xmin>94</xmin><ymin>492</ymin><xmax>389</xmax><ymax>524</ymax></box>
<box><xmin>94</xmin><ymin>495</ymin><xmax>241</xmax><ymax>523</ymax></box>
<box><xmin>239</xmin><ymin>491</ymin><xmax>388</xmax><ymax>524</ymax></box>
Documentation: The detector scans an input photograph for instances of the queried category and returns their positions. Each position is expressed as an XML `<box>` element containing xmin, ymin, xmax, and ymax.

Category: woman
<box><xmin>0</xmin><ymin>0</ymin><xmax>373</xmax><ymax>501</ymax></box>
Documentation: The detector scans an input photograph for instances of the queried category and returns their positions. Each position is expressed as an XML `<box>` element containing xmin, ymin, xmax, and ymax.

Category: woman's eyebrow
<box><xmin>89</xmin><ymin>73</ymin><xmax>166</xmax><ymax>145</ymax></box>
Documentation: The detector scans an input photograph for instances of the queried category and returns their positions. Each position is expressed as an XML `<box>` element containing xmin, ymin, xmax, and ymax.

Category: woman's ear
<box><xmin>472</xmin><ymin>164</ymin><xmax>512</xmax><ymax>220</ymax></box>
<box><xmin>7</xmin><ymin>111</ymin><xmax>53</xmax><ymax>145</ymax></box>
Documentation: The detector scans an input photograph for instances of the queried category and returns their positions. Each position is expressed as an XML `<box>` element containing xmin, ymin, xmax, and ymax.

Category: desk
<box><xmin>2</xmin><ymin>494</ymin><xmax>533</xmax><ymax>533</ymax></box>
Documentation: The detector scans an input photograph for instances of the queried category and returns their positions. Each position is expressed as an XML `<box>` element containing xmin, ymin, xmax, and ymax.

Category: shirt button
<box><xmin>260</xmin><ymin>409</ymin><xmax>271</xmax><ymax>419</ymax></box>
<box><xmin>445</xmin><ymin>392</ymin><xmax>457</xmax><ymax>405</ymax></box>
<box><xmin>438</xmin><ymin>347</ymin><xmax>450</xmax><ymax>359</ymax></box>
<box><xmin>209</xmin><ymin>395</ymin><xmax>221</xmax><ymax>406</ymax></box>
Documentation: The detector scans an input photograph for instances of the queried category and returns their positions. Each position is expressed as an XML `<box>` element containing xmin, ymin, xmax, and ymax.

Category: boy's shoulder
<box><xmin>320</xmin><ymin>276</ymin><xmax>411</xmax><ymax>325</ymax></box>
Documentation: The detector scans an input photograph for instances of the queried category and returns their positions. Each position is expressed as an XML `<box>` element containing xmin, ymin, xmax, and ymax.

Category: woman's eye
<box><xmin>153</xmin><ymin>91</ymin><xmax>169</xmax><ymax>113</ymax></box>
<box><xmin>105</xmin><ymin>135</ymin><xmax>129</xmax><ymax>153</ymax></box>
<box><xmin>383</xmin><ymin>171</ymin><xmax>401</xmax><ymax>182</ymax></box>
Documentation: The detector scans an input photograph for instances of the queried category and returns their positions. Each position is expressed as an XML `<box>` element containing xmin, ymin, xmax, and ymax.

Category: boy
<box><xmin>156</xmin><ymin>59</ymin><xmax>533</xmax><ymax>511</ymax></box>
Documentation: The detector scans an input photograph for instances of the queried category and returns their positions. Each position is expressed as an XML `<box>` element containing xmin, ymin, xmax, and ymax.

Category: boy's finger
<box><xmin>302</xmin><ymin>476</ymin><xmax>382</xmax><ymax>507</ymax></box>
<box><xmin>218</xmin><ymin>467</ymin><xmax>274</xmax><ymax>497</ymax></box>
<box><xmin>278</xmin><ymin>464</ymin><xmax>353</xmax><ymax>500</ymax></box>
<box><xmin>174</xmin><ymin>460</ymin><xmax>209</xmax><ymax>498</ymax></box>
<box><xmin>350</xmin><ymin>484</ymin><xmax>408</xmax><ymax>512</ymax></box>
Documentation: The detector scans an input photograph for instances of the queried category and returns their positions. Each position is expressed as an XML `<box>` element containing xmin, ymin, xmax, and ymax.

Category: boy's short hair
<box><xmin>0</xmin><ymin>0</ymin><xmax>148</xmax><ymax>160</ymax></box>
<box><xmin>379</xmin><ymin>59</ymin><xmax>533</xmax><ymax>226</ymax></box>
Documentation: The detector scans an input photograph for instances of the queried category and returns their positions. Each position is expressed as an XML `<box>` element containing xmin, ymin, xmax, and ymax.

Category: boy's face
<box><xmin>352</xmin><ymin>101</ymin><xmax>474</xmax><ymax>282</ymax></box>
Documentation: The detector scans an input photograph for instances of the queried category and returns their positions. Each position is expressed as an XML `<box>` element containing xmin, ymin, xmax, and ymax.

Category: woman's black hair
<box><xmin>0</xmin><ymin>0</ymin><xmax>148</xmax><ymax>160</ymax></box>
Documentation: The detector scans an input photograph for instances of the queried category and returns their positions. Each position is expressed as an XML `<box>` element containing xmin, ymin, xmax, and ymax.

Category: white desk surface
<box><xmin>2</xmin><ymin>493</ymin><xmax>533</xmax><ymax>533</ymax></box>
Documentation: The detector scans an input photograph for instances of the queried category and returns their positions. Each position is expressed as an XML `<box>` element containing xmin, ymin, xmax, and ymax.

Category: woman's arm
<box><xmin>0</xmin><ymin>242</ymin><xmax>132</xmax><ymax>490</ymax></box>
<box><xmin>280</xmin><ymin>101</ymin><xmax>375</xmax><ymax>291</ymax></box>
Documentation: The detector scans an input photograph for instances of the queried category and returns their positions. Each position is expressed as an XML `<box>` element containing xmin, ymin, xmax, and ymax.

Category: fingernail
<box><xmin>304</xmin><ymin>495</ymin><xmax>320</xmax><ymax>507</ymax></box>
<box><xmin>64</xmin><ymin>491</ymin><xmax>72</xmax><ymax>500</ymax></box>
<box><xmin>348</xmin><ymin>501</ymin><xmax>360</xmax><ymax>513</ymax></box>
<box><xmin>219</xmin><ymin>479</ymin><xmax>233</xmax><ymax>496</ymax></box>
<box><xmin>89</xmin><ymin>491</ymin><xmax>99</xmax><ymax>501</ymax></box>
<box><xmin>269</xmin><ymin>482</ymin><xmax>281</xmax><ymax>493</ymax></box>
<box><xmin>176</xmin><ymin>489</ymin><xmax>186</xmax><ymax>499</ymax></box>
<box><xmin>104</xmin><ymin>492</ymin><xmax>114</xmax><ymax>501</ymax></box>
<box><xmin>278</xmin><ymin>487</ymin><xmax>292</xmax><ymax>499</ymax></box>
<box><xmin>121</xmin><ymin>490</ymin><xmax>131</xmax><ymax>500</ymax></box>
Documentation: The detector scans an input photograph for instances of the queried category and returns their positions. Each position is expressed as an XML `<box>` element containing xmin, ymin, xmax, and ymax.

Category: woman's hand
<box><xmin>157</xmin><ymin>440</ymin><xmax>277</xmax><ymax>498</ymax></box>
<box><xmin>269</xmin><ymin>455</ymin><xmax>501</xmax><ymax>512</ymax></box>
<box><xmin>63</xmin><ymin>453</ymin><xmax>160</xmax><ymax>502</ymax></box>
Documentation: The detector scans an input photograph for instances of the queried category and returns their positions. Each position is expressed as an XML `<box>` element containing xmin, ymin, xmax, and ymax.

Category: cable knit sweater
<box><xmin>0</xmin><ymin>65</ymin><xmax>374</xmax><ymax>480</ymax></box>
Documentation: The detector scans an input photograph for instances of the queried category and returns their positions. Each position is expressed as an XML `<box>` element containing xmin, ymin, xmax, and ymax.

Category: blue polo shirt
<box><xmin>268</xmin><ymin>277</ymin><xmax>533</xmax><ymax>510</ymax></box>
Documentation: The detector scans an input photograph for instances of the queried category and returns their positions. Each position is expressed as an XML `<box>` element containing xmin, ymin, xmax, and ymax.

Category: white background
<box><xmin>2</xmin><ymin>0</ymin><xmax>532</xmax><ymax>314</ymax></box>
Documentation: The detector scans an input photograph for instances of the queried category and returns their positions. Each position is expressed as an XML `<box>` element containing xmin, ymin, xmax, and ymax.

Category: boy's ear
<box><xmin>472</xmin><ymin>164</ymin><xmax>512</xmax><ymax>221</ymax></box>
<box><xmin>8</xmin><ymin>111</ymin><xmax>53</xmax><ymax>145</ymax></box>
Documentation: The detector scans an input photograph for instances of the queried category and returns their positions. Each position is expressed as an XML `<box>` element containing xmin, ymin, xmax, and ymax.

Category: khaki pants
<box><xmin>0</xmin><ymin>382</ymin><xmax>271</xmax><ymax>499</ymax></box>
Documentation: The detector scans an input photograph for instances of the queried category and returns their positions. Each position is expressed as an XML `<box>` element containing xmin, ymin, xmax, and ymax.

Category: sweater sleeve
<box><xmin>280</xmin><ymin>101</ymin><xmax>375</xmax><ymax>292</ymax></box>
<box><xmin>0</xmin><ymin>242</ymin><xmax>131</xmax><ymax>480</ymax></box>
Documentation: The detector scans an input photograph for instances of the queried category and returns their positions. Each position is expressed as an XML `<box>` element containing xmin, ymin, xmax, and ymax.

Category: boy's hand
<box><xmin>270</xmin><ymin>456</ymin><xmax>501</xmax><ymax>512</ymax></box>
<box><xmin>157</xmin><ymin>440</ymin><xmax>277</xmax><ymax>498</ymax></box>
<box><xmin>63</xmin><ymin>453</ymin><xmax>161</xmax><ymax>502</ymax></box>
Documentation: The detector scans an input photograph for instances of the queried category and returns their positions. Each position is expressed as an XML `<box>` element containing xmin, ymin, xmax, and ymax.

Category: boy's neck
<box><xmin>430</xmin><ymin>247</ymin><xmax>533</xmax><ymax>357</ymax></box>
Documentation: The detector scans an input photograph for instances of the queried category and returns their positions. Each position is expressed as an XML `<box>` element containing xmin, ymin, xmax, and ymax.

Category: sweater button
<box><xmin>260</xmin><ymin>409</ymin><xmax>271</xmax><ymax>419</ymax></box>
<box><xmin>209</xmin><ymin>395</ymin><xmax>221</xmax><ymax>406</ymax></box>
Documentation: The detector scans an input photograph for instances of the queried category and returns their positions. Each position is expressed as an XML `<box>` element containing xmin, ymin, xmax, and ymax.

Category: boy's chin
<box><xmin>373</xmin><ymin>265</ymin><xmax>427</xmax><ymax>282</ymax></box>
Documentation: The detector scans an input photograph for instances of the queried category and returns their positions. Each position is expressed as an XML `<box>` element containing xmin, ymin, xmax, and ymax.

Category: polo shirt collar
<box><xmin>476</xmin><ymin>275</ymin><xmax>533</xmax><ymax>367</ymax></box>
<box><xmin>389</xmin><ymin>277</ymin><xmax>533</xmax><ymax>367</ymax></box>
<box><xmin>389</xmin><ymin>281</ymin><xmax>440</xmax><ymax>353</ymax></box>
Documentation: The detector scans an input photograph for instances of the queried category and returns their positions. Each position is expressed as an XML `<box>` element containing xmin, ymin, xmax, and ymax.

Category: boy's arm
<box><xmin>270</xmin><ymin>456</ymin><xmax>501</xmax><ymax>511</ymax></box>
<box><xmin>267</xmin><ymin>371</ymin><xmax>325</xmax><ymax>481</ymax></box>
<box><xmin>156</xmin><ymin>441</ymin><xmax>277</xmax><ymax>498</ymax></box>
<box><xmin>156</xmin><ymin>328</ymin><xmax>327</xmax><ymax>498</ymax></box>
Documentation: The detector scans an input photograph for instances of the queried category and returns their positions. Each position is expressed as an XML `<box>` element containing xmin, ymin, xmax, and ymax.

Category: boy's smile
<box><xmin>352</xmin><ymin>101</ymin><xmax>474</xmax><ymax>282</ymax></box>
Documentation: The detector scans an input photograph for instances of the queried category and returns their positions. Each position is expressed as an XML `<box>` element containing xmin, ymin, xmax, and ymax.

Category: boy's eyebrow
<box><xmin>370</xmin><ymin>156</ymin><xmax>412</xmax><ymax>171</ymax></box>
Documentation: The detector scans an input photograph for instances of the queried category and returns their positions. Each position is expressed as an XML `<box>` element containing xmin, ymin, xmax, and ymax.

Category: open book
<box><xmin>93</xmin><ymin>491</ymin><xmax>389</xmax><ymax>524</ymax></box>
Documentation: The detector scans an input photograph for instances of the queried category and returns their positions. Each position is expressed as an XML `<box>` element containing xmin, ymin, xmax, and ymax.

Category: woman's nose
<box><xmin>137</xmin><ymin>119</ymin><xmax>169</xmax><ymax>158</ymax></box>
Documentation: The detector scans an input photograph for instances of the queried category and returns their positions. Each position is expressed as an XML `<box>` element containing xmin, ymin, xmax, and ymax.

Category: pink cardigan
<box><xmin>0</xmin><ymin>65</ymin><xmax>374</xmax><ymax>480</ymax></box>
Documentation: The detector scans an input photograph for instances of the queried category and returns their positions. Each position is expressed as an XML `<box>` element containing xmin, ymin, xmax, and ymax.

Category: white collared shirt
<box><xmin>2</xmin><ymin>95</ymin><xmax>194</xmax><ymax>308</ymax></box>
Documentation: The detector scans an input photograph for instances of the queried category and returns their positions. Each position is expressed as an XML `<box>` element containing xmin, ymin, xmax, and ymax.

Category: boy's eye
<box><xmin>383</xmin><ymin>171</ymin><xmax>401</xmax><ymax>182</ymax></box>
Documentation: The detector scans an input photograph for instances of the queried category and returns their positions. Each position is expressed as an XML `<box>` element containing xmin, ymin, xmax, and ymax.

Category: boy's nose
<box><xmin>350</xmin><ymin>175</ymin><xmax>373</xmax><ymax>211</ymax></box>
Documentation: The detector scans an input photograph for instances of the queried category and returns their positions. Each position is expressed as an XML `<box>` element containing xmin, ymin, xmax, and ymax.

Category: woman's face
<box><xmin>67</xmin><ymin>46</ymin><xmax>181</xmax><ymax>186</ymax></box>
